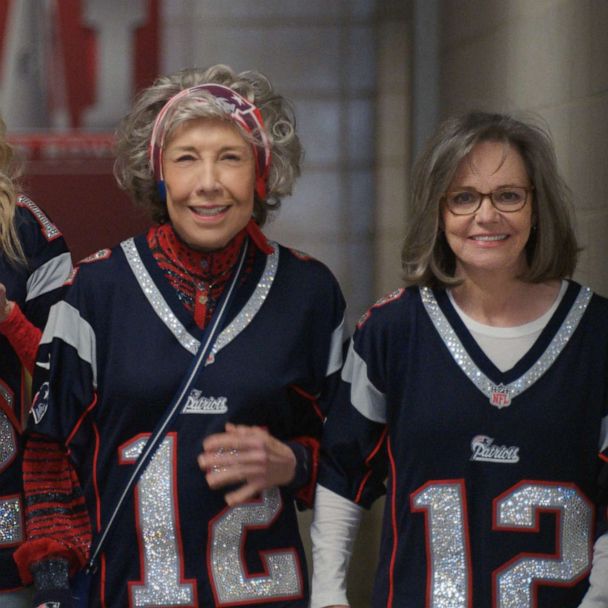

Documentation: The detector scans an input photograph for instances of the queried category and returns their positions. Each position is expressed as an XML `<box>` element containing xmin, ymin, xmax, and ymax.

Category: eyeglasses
<box><xmin>443</xmin><ymin>186</ymin><xmax>533</xmax><ymax>215</ymax></box>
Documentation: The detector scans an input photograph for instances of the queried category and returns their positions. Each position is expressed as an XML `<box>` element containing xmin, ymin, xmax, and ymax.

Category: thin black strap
<box><xmin>85</xmin><ymin>240</ymin><xmax>248</xmax><ymax>573</ymax></box>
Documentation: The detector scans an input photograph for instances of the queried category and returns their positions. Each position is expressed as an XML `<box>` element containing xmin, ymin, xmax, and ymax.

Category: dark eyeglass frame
<box><xmin>442</xmin><ymin>186</ymin><xmax>534</xmax><ymax>216</ymax></box>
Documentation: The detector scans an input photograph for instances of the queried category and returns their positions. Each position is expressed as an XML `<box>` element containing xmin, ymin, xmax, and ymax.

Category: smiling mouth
<box><xmin>191</xmin><ymin>206</ymin><xmax>229</xmax><ymax>217</ymax></box>
<box><xmin>470</xmin><ymin>234</ymin><xmax>508</xmax><ymax>242</ymax></box>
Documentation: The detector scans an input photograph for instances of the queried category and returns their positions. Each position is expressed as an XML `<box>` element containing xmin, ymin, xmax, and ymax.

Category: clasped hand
<box><xmin>0</xmin><ymin>283</ymin><xmax>13</xmax><ymax>323</ymax></box>
<box><xmin>198</xmin><ymin>423</ymin><xmax>296</xmax><ymax>506</ymax></box>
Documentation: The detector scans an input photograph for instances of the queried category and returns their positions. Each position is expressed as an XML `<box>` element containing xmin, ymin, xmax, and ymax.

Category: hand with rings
<box><xmin>198</xmin><ymin>422</ymin><xmax>297</xmax><ymax>506</ymax></box>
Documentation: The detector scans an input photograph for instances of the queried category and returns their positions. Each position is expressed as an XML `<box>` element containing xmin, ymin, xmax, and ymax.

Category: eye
<box><xmin>495</xmin><ymin>188</ymin><xmax>525</xmax><ymax>204</ymax></box>
<box><xmin>220</xmin><ymin>150</ymin><xmax>246</xmax><ymax>162</ymax></box>
<box><xmin>449</xmin><ymin>191</ymin><xmax>477</xmax><ymax>205</ymax></box>
<box><xmin>174</xmin><ymin>153</ymin><xmax>196</xmax><ymax>163</ymax></box>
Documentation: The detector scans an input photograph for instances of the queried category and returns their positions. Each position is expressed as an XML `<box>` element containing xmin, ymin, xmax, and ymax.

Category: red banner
<box><xmin>0</xmin><ymin>0</ymin><xmax>160</xmax><ymax>260</ymax></box>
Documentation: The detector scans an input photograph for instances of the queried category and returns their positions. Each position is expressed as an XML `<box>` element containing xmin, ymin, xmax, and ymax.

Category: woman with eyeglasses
<box><xmin>311</xmin><ymin>111</ymin><xmax>608</xmax><ymax>607</ymax></box>
<box><xmin>13</xmin><ymin>65</ymin><xmax>346</xmax><ymax>607</ymax></box>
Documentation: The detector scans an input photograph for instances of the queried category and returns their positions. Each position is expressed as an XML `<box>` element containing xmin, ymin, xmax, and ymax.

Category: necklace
<box><xmin>171</xmin><ymin>254</ymin><xmax>233</xmax><ymax>312</ymax></box>
<box><xmin>149</xmin><ymin>224</ymin><xmax>245</xmax><ymax>328</ymax></box>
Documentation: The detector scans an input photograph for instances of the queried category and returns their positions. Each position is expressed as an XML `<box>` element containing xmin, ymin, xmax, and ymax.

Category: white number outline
<box><xmin>411</xmin><ymin>479</ymin><xmax>593</xmax><ymax>608</ymax></box>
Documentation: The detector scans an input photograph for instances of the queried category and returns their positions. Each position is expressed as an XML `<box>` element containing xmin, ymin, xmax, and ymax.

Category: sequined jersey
<box><xmin>20</xmin><ymin>231</ymin><xmax>345</xmax><ymax>607</ymax></box>
<box><xmin>319</xmin><ymin>282</ymin><xmax>608</xmax><ymax>608</ymax></box>
<box><xmin>0</xmin><ymin>196</ymin><xmax>70</xmax><ymax>591</ymax></box>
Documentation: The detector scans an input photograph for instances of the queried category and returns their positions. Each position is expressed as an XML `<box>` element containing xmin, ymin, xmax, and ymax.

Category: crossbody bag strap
<box><xmin>85</xmin><ymin>239</ymin><xmax>249</xmax><ymax>573</ymax></box>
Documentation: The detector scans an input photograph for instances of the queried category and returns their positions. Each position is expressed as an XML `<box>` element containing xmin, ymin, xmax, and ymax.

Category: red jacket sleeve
<box><xmin>0</xmin><ymin>303</ymin><xmax>42</xmax><ymax>374</ymax></box>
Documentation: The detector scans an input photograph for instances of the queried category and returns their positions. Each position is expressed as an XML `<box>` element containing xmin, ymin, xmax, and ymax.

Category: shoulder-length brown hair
<box><xmin>401</xmin><ymin>111</ymin><xmax>578</xmax><ymax>288</ymax></box>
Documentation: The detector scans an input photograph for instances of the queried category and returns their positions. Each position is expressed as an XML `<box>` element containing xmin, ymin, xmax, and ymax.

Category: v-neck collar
<box><xmin>121</xmin><ymin>234</ymin><xmax>280</xmax><ymax>358</ymax></box>
<box><xmin>420</xmin><ymin>281</ymin><xmax>592</xmax><ymax>407</ymax></box>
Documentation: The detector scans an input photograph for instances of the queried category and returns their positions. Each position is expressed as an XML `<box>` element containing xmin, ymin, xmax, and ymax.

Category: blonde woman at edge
<box><xmin>0</xmin><ymin>117</ymin><xmax>71</xmax><ymax>608</ymax></box>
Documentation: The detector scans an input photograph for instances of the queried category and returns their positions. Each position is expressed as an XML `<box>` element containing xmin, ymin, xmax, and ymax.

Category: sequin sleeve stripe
<box><xmin>343</xmin><ymin>342</ymin><xmax>387</xmax><ymax>424</ymax></box>
<box><xmin>25</xmin><ymin>252</ymin><xmax>72</xmax><ymax>301</ymax></box>
<box><xmin>17</xmin><ymin>195</ymin><xmax>62</xmax><ymax>241</ymax></box>
<box><xmin>354</xmin><ymin>428</ymin><xmax>388</xmax><ymax>505</ymax></box>
<box><xmin>17</xmin><ymin>435</ymin><xmax>92</xmax><ymax>582</ymax></box>
<box><xmin>326</xmin><ymin>316</ymin><xmax>347</xmax><ymax>376</ymax></box>
<box><xmin>39</xmin><ymin>301</ymin><xmax>98</xmax><ymax>387</ymax></box>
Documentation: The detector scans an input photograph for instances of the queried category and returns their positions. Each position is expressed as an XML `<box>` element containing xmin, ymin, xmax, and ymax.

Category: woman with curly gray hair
<box><xmin>16</xmin><ymin>65</ymin><xmax>346</xmax><ymax>608</ymax></box>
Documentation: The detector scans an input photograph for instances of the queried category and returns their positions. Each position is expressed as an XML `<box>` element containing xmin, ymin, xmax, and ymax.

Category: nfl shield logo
<box><xmin>489</xmin><ymin>384</ymin><xmax>511</xmax><ymax>408</ymax></box>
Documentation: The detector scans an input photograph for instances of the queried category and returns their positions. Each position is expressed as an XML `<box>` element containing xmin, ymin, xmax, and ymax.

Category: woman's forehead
<box><xmin>452</xmin><ymin>140</ymin><xmax>526</xmax><ymax>183</ymax></box>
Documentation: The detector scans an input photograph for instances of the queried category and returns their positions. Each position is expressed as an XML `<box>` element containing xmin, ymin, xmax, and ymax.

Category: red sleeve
<box><xmin>0</xmin><ymin>303</ymin><xmax>42</xmax><ymax>374</ymax></box>
<box><xmin>13</xmin><ymin>434</ymin><xmax>91</xmax><ymax>584</ymax></box>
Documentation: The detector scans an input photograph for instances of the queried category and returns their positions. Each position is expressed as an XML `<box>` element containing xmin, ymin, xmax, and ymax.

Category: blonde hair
<box><xmin>402</xmin><ymin>111</ymin><xmax>578</xmax><ymax>288</ymax></box>
<box><xmin>0</xmin><ymin>118</ymin><xmax>25</xmax><ymax>266</ymax></box>
<box><xmin>114</xmin><ymin>65</ymin><xmax>302</xmax><ymax>226</ymax></box>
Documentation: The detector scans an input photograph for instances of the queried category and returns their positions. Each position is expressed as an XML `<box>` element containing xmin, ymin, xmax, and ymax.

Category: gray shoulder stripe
<box><xmin>326</xmin><ymin>316</ymin><xmax>346</xmax><ymax>377</ymax></box>
<box><xmin>40</xmin><ymin>301</ymin><xmax>98</xmax><ymax>388</ymax></box>
<box><xmin>26</xmin><ymin>252</ymin><xmax>72</xmax><ymax>301</ymax></box>
<box><xmin>601</xmin><ymin>414</ymin><xmax>608</xmax><ymax>453</ymax></box>
<box><xmin>343</xmin><ymin>343</ymin><xmax>387</xmax><ymax>423</ymax></box>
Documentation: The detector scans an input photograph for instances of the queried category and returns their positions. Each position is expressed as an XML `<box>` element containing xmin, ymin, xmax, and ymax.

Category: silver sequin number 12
<box><xmin>121</xmin><ymin>433</ymin><xmax>303</xmax><ymax>606</ymax></box>
<box><xmin>411</xmin><ymin>480</ymin><xmax>592</xmax><ymax>607</ymax></box>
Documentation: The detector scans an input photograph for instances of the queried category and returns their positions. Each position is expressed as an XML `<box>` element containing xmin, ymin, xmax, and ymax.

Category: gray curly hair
<box><xmin>114</xmin><ymin>64</ymin><xmax>302</xmax><ymax>225</ymax></box>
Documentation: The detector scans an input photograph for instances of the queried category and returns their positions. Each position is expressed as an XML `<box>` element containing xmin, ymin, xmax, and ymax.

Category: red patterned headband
<box><xmin>149</xmin><ymin>83</ymin><xmax>272</xmax><ymax>200</ymax></box>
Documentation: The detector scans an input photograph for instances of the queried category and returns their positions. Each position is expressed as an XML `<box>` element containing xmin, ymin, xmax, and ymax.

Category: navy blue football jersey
<box><xmin>28</xmin><ymin>234</ymin><xmax>345</xmax><ymax>607</ymax></box>
<box><xmin>319</xmin><ymin>282</ymin><xmax>608</xmax><ymax>607</ymax></box>
<box><xmin>0</xmin><ymin>196</ymin><xmax>70</xmax><ymax>591</ymax></box>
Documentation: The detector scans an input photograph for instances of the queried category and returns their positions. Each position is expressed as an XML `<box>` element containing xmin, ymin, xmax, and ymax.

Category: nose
<box><xmin>475</xmin><ymin>194</ymin><xmax>500</xmax><ymax>222</ymax></box>
<box><xmin>195</xmin><ymin>159</ymin><xmax>221</xmax><ymax>194</ymax></box>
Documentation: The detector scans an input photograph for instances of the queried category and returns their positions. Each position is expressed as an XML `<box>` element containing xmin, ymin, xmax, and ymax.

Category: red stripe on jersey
<box><xmin>65</xmin><ymin>393</ymin><xmax>98</xmax><ymax>447</ymax></box>
<box><xmin>354</xmin><ymin>428</ymin><xmax>388</xmax><ymax>504</ymax></box>
<box><xmin>290</xmin><ymin>384</ymin><xmax>323</xmax><ymax>420</ymax></box>
<box><xmin>92</xmin><ymin>423</ymin><xmax>102</xmax><ymax>531</ymax></box>
<box><xmin>387</xmin><ymin>436</ymin><xmax>399</xmax><ymax>608</ymax></box>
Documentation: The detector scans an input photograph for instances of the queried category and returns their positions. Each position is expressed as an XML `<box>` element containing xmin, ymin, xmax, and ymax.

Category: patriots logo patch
<box><xmin>31</xmin><ymin>381</ymin><xmax>50</xmax><ymax>424</ymax></box>
<box><xmin>182</xmin><ymin>390</ymin><xmax>228</xmax><ymax>414</ymax></box>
